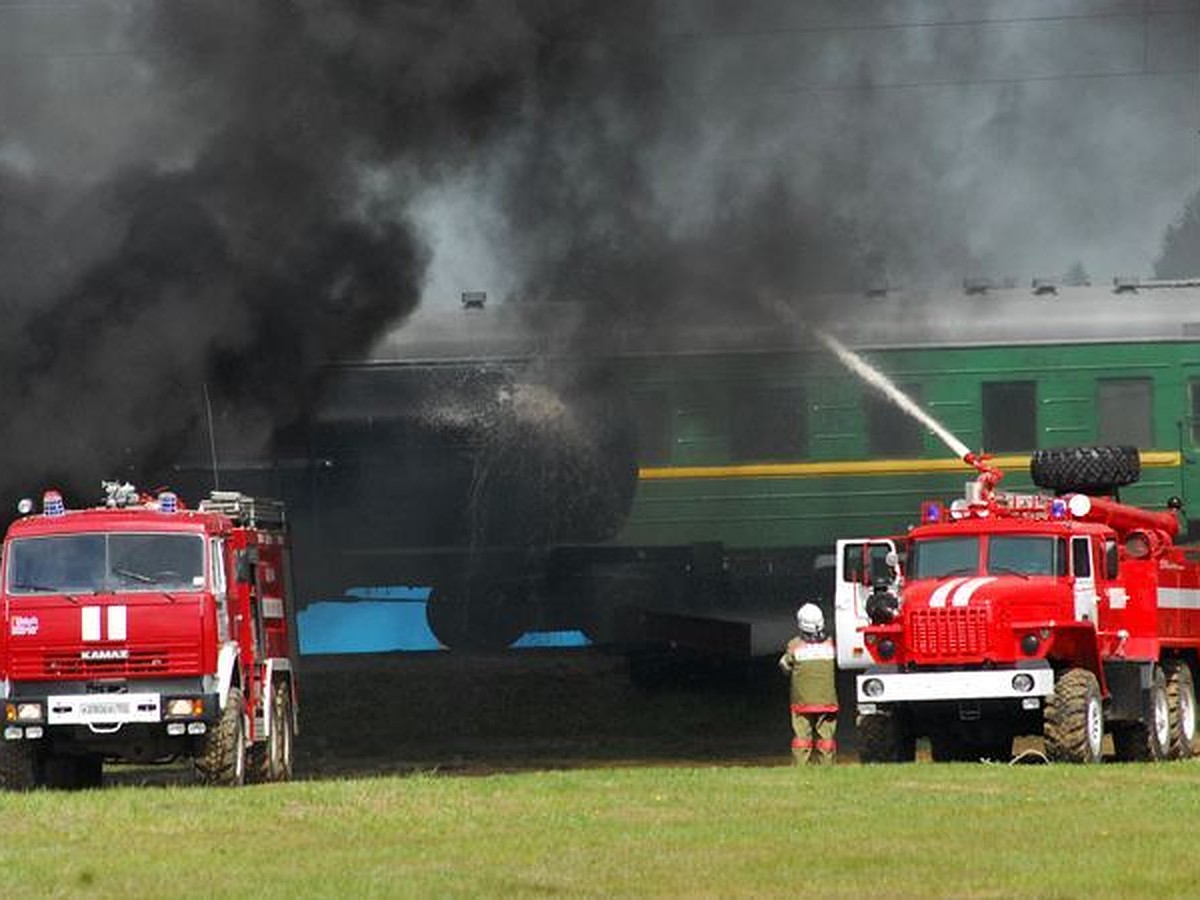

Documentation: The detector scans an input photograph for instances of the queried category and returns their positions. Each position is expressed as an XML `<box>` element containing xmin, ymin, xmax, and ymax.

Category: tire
<box><xmin>196</xmin><ymin>686</ymin><xmax>247</xmax><ymax>786</ymax></box>
<box><xmin>248</xmin><ymin>680</ymin><xmax>293</xmax><ymax>783</ymax></box>
<box><xmin>1030</xmin><ymin>446</ymin><xmax>1140</xmax><ymax>495</ymax></box>
<box><xmin>1043</xmin><ymin>668</ymin><xmax>1104</xmax><ymax>763</ymax></box>
<box><xmin>0</xmin><ymin>741</ymin><xmax>40</xmax><ymax>791</ymax></box>
<box><xmin>857</xmin><ymin>712</ymin><xmax>915</xmax><ymax>763</ymax></box>
<box><xmin>1166</xmin><ymin>659</ymin><xmax>1197</xmax><ymax>759</ymax></box>
<box><xmin>1111</xmin><ymin>665</ymin><xmax>1170</xmax><ymax>762</ymax></box>
<box><xmin>271</xmin><ymin>683</ymin><xmax>295</xmax><ymax>782</ymax></box>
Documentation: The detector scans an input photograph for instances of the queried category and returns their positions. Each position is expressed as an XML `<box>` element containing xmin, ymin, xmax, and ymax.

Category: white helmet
<box><xmin>797</xmin><ymin>603</ymin><xmax>824</xmax><ymax>636</ymax></box>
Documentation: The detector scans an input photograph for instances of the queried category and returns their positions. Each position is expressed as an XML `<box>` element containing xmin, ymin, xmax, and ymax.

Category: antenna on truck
<box><xmin>203</xmin><ymin>382</ymin><xmax>221</xmax><ymax>492</ymax></box>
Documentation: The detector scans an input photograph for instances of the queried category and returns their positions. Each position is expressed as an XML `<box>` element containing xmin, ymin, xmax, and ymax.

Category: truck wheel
<box><xmin>248</xmin><ymin>680</ymin><xmax>293</xmax><ymax>783</ymax></box>
<box><xmin>0</xmin><ymin>742</ymin><xmax>40</xmax><ymax>791</ymax></box>
<box><xmin>1043</xmin><ymin>668</ymin><xmax>1104</xmax><ymax>763</ymax></box>
<box><xmin>196</xmin><ymin>686</ymin><xmax>247</xmax><ymax>786</ymax></box>
<box><xmin>857</xmin><ymin>712</ymin><xmax>914</xmax><ymax>763</ymax></box>
<box><xmin>1165</xmin><ymin>659</ymin><xmax>1197</xmax><ymax>759</ymax></box>
<box><xmin>1111</xmin><ymin>665</ymin><xmax>1170</xmax><ymax>762</ymax></box>
<box><xmin>1029</xmin><ymin>446</ymin><xmax>1140</xmax><ymax>495</ymax></box>
<box><xmin>268</xmin><ymin>681</ymin><xmax>295</xmax><ymax>782</ymax></box>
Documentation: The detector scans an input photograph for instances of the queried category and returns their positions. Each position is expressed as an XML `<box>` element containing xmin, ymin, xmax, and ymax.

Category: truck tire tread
<box><xmin>1165</xmin><ymin>659</ymin><xmax>1197</xmax><ymax>759</ymax></box>
<box><xmin>196</xmin><ymin>686</ymin><xmax>246</xmax><ymax>787</ymax></box>
<box><xmin>1043</xmin><ymin>668</ymin><xmax>1103</xmax><ymax>763</ymax></box>
<box><xmin>0</xmin><ymin>742</ymin><xmax>39</xmax><ymax>791</ymax></box>
<box><xmin>1029</xmin><ymin>446</ymin><xmax>1140</xmax><ymax>495</ymax></box>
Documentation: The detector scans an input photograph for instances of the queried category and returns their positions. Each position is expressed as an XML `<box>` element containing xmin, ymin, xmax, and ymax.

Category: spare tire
<box><xmin>1030</xmin><ymin>446</ymin><xmax>1140</xmax><ymax>495</ymax></box>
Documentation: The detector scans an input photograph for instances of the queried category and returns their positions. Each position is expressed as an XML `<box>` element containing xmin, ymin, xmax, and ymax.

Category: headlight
<box><xmin>6</xmin><ymin>702</ymin><xmax>43</xmax><ymax>722</ymax></box>
<box><xmin>877</xmin><ymin>638</ymin><xmax>897</xmax><ymax>660</ymax></box>
<box><xmin>1020</xmin><ymin>633</ymin><xmax>1040</xmax><ymax>656</ymax></box>
<box><xmin>1011</xmin><ymin>673</ymin><xmax>1035</xmax><ymax>693</ymax></box>
<box><xmin>862</xmin><ymin>678</ymin><xmax>885</xmax><ymax>698</ymax></box>
<box><xmin>165</xmin><ymin>698</ymin><xmax>204</xmax><ymax>718</ymax></box>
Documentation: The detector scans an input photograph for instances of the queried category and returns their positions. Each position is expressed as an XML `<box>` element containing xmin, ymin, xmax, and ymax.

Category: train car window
<box><xmin>982</xmin><ymin>381</ymin><xmax>1036</xmax><ymax>451</ymax></box>
<box><xmin>729</xmin><ymin>387</ymin><xmax>807</xmax><ymax>462</ymax></box>
<box><xmin>866</xmin><ymin>384</ymin><xmax>923</xmax><ymax>457</ymax></box>
<box><xmin>1098</xmin><ymin>378</ymin><xmax>1152</xmax><ymax>448</ymax></box>
<box><xmin>1190</xmin><ymin>380</ymin><xmax>1200</xmax><ymax>446</ymax></box>
<box><xmin>631</xmin><ymin>391</ymin><xmax>672</xmax><ymax>465</ymax></box>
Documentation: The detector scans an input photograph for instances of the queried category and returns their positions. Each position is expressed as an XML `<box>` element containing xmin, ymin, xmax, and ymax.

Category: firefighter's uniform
<box><xmin>780</xmin><ymin>605</ymin><xmax>838</xmax><ymax>765</ymax></box>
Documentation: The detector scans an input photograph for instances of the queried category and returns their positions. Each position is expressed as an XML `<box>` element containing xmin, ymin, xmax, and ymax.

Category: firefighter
<box><xmin>779</xmin><ymin>603</ymin><xmax>838</xmax><ymax>765</ymax></box>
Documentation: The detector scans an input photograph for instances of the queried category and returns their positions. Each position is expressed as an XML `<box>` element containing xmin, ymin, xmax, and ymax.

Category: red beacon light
<box><xmin>921</xmin><ymin>500</ymin><xmax>944</xmax><ymax>524</ymax></box>
<box><xmin>42</xmin><ymin>491</ymin><xmax>65</xmax><ymax>517</ymax></box>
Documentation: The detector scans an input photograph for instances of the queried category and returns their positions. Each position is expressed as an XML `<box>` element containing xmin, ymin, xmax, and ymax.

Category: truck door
<box><xmin>1072</xmin><ymin>536</ymin><xmax>1098</xmax><ymax>623</ymax></box>
<box><xmin>835</xmin><ymin>539</ymin><xmax>897</xmax><ymax>669</ymax></box>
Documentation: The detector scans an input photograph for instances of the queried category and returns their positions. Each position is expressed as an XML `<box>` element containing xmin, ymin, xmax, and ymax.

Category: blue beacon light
<box><xmin>158</xmin><ymin>491</ymin><xmax>178</xmax><ymax>514</ymax></box>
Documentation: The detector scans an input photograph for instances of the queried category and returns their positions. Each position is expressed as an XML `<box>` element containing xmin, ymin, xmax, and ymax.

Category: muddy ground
<box><xmin>294</xmin><ymin>649</ymin><xmax>845</xmax><ymax>777</ymax></box>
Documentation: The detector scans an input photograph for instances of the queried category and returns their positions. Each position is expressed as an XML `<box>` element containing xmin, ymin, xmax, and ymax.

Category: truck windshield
<box><xmin>987</xmin><ymin>536</ymin><xmax>1066</xmax><ymax>577</ymax></box>
<box><xmin>7</xmin><ymin>533</ymin><xmax>205</xmax><ymax>595</ymax></box>
<box><xmin>908</xmin><ymin>537</ymin><xmax>978</xmax><ymax>579</ymax></box>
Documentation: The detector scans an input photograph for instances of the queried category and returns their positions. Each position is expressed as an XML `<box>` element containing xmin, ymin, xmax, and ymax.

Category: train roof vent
<box><xmin>963</xmin><ymin>277</ymin><xmax>992</xmax><ymax>296</ymax></box>
<box><xmin>461</xmin><ymin>291</ymin><xmax>487</xmax><ymax>310</ymax></box>
<box><xmin>1031</xmin><ymin>277</ymin><xmax>1059</xmax><ymax>296</ymax></box>
<box><xmin>200</xmin><ymin>492</ymin><xmax>286</xmax><ymax>529</ymax></box>
<box><xmin>1112</xmin><ymin>275</ymin><xmax>1140</xmax><ymax>294</ymax></box>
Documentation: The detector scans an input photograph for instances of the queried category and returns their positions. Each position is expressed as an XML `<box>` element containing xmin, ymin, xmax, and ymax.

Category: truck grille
<box><xmin>9</xmin><ymin>646</ymin><xmax>202</xmax><ymax>680</ymax></box>
<box><xmin>907</xmin><ymin>607</ymin><xmax>990</xmax><ymax>658</ymax></box>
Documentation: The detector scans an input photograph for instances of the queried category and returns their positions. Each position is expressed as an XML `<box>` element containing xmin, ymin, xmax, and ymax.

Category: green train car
<box><xmin>223</xmin><ymin>280</ymin><xmax>1200</xmax><ymax>653</ymax></box>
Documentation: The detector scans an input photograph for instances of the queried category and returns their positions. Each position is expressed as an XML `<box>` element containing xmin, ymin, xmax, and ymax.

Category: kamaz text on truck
<box><xmin>842</xmin><ymin>446</ymin><xmax>1198</xmax><ymax>763</ymax></box>
<box><xmin>0</xmin><ymin>483</ymin><xmax>298</xmax><ymax>788</ymax></box>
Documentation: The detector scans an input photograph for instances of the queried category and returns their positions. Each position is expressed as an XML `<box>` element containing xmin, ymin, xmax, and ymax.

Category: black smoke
<box><xmin>1</xmin><ymin>0</ymin><xmax>1196</xmax><ymax>511</ymax></box>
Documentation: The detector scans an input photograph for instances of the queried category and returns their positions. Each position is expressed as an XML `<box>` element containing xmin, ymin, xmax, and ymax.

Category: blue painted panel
<box><xmin>297</xmin><ymin>585</ymin><xmax>593</xmax><ymax>654</ymax></box>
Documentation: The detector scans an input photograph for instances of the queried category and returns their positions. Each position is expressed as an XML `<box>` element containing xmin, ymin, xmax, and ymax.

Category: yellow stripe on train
<box><xmin>638</xmin><ymin>451</ymin><xmax>1183</xmax><ymax>481</ymax></box>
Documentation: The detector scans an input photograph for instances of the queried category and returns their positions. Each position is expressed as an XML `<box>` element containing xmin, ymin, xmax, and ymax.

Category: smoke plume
<box><xmin>1</xmin><ymin>1</ymin><xmax>1196</xmax><ymax>507</ymax></box>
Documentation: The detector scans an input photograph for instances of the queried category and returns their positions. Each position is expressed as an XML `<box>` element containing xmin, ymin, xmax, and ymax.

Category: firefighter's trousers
<box><xmin>791</xmin><ymin>710</ymin><xmax>837</xmax><ymax>765</ymax></box>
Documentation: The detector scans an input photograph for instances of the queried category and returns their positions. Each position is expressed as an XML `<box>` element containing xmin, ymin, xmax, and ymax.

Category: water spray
<box><xmin>813</xmin><ymin>330</ymin><xmax>1003</xmax><ymax>498</ymax></box>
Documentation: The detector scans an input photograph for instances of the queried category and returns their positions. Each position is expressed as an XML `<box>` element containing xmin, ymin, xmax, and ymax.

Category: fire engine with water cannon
<box><xmin>0</xmin><ymin>482</ymin><xmax>297</xmax><ymax>788</ymax></box>
<box><xmin>844</xmin><ymin>446</ymin><xmax>1199</xmax><ymax>763</ymax></box>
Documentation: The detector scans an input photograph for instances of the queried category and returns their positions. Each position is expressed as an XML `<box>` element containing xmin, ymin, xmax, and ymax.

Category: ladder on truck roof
<box><xmin>199</xmin><ymin>491</ymin><xmax>286</xmax><ymax>529</ymax></box>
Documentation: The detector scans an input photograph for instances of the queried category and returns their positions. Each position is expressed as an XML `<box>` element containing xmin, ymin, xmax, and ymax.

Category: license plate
<box><xmin>81</xmin><ymin>701</ymin><xmax>128</xmax><ymax>718</ymax></box>
<box><xmin>47</xmin><ymin>693</ymin><xmax>160</xmax><ymax>726</ymax></box>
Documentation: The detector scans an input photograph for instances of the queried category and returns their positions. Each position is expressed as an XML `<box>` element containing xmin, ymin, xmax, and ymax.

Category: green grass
<box><xmin>3</xmin><ymin>761</ymin><xmax>1199</xmax><ymax>898</ymax></box>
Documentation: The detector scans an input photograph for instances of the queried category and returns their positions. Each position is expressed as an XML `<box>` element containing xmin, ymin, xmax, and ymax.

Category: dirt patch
<box><xmin>295</xmin><ymin>649</ymin><xmax>801</xmax><ymax>777</ymax></box>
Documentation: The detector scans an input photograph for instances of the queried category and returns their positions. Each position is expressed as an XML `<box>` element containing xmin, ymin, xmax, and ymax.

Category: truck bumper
<box><xmin>3</xmin><ymin>691</ymin><xmax>220</xmax><ymax>740</ymax></box>
<box><xmin>857</xmin><ymin>664</ymin><xmax>1054</xmax><ymax>706</ymax></box>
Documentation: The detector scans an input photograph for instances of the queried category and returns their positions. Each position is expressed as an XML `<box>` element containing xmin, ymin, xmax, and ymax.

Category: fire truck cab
<box><xmin>853</xmin><ymin>451</ymin><xmax>1199</xmax><ymax>764</ymax></box>
<box><xmin>0</xmin><ymin>483</ymin><xmax>297</xmax><ymax>789</ymax></box>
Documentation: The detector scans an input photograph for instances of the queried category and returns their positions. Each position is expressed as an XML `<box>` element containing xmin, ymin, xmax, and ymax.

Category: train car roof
<box><xmin>357</xmin><ymin>280</ymin><xmax>1200</xmax><ymax>365</ymax></box>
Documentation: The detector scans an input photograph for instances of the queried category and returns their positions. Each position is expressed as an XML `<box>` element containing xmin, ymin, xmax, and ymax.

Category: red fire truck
<box><xmin>0</xmin><ymin>483</ymin><xmax>298</xmax><ymax>788</ymax></box>
<box><xmin>850</xmin><ymin>447</ymin><xmax>1199</xmax><ymax>763</ymax></box>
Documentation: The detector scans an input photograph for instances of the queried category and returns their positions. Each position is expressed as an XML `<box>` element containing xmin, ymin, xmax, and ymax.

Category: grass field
<box><xmin>3</xmin><ymin>761</ymin><xmax>1200</xmax><ymax>898</ymax></box>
